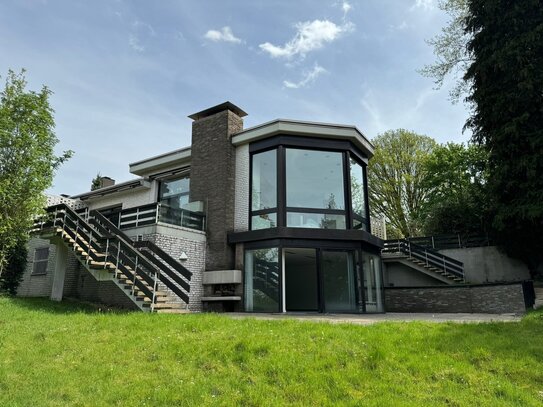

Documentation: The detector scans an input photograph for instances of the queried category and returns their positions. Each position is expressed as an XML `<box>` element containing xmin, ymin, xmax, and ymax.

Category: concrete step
<box><xmin>154</xmin><ymin>308</ymin><xmax>190</xmax><ymax>314</ymax></box>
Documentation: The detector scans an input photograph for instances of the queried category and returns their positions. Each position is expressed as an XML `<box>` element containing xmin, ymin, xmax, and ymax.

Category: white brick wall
<box><xmin>234</xmin><ymin>144</ymin><xmax>249</xmax><ymax>231</ymax></box>
<box><xmin>85</xmin><ymin>186</ymin><xmax>154</xmax><ymax>211</ymax></box>
<box><xmin>17</xmin><ymin>238</ymin><xmax>56</xmax><ymax>297</ymax></box>
<box><xmin>137</xmin><ymin>227</ymin><xmax>206</xmax><ymax>312</ymax></box>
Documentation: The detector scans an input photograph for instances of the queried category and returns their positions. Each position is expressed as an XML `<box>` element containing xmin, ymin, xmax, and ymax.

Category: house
<box><xmin>18</xmin><ymin>102</ymin><xmax>533</xmax><ymax>314</ymax></box>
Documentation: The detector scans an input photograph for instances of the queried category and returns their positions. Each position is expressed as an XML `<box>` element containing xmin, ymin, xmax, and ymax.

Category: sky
<box><xmin>0</xmin><ymin>0</ymin><xmax>471</xmax><ymax>196</ymax></box>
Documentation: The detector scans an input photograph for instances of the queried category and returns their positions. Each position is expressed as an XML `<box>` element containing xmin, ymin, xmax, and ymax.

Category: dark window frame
<box><xmin>249</xmin><ymin>135</ymin><xmax>370</xmax><ymax>232</ymax></box>
<box><xmin>32</xmin><ymin>247</ymin><xmax>49</xmax><ymax>275</ymax></box>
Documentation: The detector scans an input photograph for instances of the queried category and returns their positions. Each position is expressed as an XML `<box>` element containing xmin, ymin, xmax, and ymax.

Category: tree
<box><xmin>464</xmin><ymin>0</ymin><xmax>543</xmax><ymax>273</ymax></box>
<box><xmin>0</xmin><ymin>69</ymin><xmax>72</xmax><ymax>277</ymax></box>
<box><xmin>422</xmin><ymin>142</ymin><xmax>490</xmax><ymax>237</ymax></box>
<box><xmin>419</xmin><ymin>0</ymin><xmax>472</xmax><ymax>103</ymax></box>
<box><xmin>368</xmin><ymin>129</ymin><xmax>436</xmax><ymax>238</ymax></box>
<box><xmin>0</xmin><ymin>240</ymin><xmax>27</xmax><ymax>295</ymax></box>
<box><xmin>90</xmin><ymin>172</ymin><xmax>102</xmax><ymax>191</ymax></box>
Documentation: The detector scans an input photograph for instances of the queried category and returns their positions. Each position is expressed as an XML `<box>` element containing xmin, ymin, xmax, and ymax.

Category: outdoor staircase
<box><xmin>32</xmin><ymin>204</ymin><xmax>193</xmax><ymax>313</ymax></box>
<box><xmin>382</xmin><ymin>239</ymin><xmax>465</xmax><ymax>284</ymax></box>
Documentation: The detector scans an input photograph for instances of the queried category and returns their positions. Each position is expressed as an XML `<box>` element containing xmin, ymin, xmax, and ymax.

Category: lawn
<box><xmin>0</xmin><ymin>297</ymin><xmax>542</xmax><ymax>406</ymax></box>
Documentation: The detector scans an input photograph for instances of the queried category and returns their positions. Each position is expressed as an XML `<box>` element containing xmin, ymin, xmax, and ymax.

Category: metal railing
<box><xmin>383</xmin><ymin>239</ymin><xmax>464</xmax><ymax>280</ymax></box>
<box><xmin>32</xmin><ymin>204</ymin><xmax>192</xmax><ymax>309</ymax></box>
<box><xmin>116</xmin><ymin>203</ymin><xmax>206</xmax><ymax>231</ymax></box>
<box><xmin>406</xmin><ymin>234</ymin><xmax>492</xmax><ymax>250</ymax></box>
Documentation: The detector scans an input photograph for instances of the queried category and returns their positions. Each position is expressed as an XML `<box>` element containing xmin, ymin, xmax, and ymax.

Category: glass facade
<box><xmin>321</xmin><ymin>251</ymin><xmax>357</xmax><ymax>312</ymax></box>
<box><xmin>350</xmin><ymin>157</ymin><xmax>368</xmax><ymax>230</ymax></box>
<box><xmin>244</xmin><ymin>248</ymin><xmax>280</xmax><ymax>312</ymax></box>
<box><xmin>159</xmin><ymin>176</ymin><xmax>190</xmax><ymax>209</ymax></box>
<box><xmin>249</xmin><ymin>145</ymin><xmax>369</xmax><ymax>231</ymax></box>
<box><xmin>286</xmin><ymin>149</ymin><xmax>345</xmax><ymax>210</ymax></box>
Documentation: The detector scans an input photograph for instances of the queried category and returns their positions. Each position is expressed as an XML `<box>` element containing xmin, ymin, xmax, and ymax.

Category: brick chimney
<box><xmin>188</xmin><ymin>102</ymin><xmax>247</xmax><ymax>271</ymax></box>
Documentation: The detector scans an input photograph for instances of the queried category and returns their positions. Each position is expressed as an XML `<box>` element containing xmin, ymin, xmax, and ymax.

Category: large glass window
<box><xmin>250</xmin><ymin>149</ymin><xmax>277</xmax><ymax>230</ymax></box>
<box><xmin>362</xmin><ymin>252</ymin><xmax>384</xmax><ymax>312</ymax></box>
<box><xmin>159</xmin><ymin>176</ymin><xmax>190</xmax><ymax>209</ymax></box>
<box><xmin>350</xmin><ymin>157</ymin><xmax>368</xmax><ymax>230</ymax></box>
<box><xmin>286</xmin><ymin>149</ymin><xmax>345</xmax><ymax>210</ymax></box>
<box><xmin>244</xmin><ymin>248</ymin><xmax>280</xmax><ymax>312</ymax></box>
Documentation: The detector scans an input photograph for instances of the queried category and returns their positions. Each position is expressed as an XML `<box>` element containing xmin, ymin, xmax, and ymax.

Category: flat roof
<box><xmin>188</xmin><ymin>101</ymin><xmax>247</xmax><ymax>121</ymax></box>
<box><xmin>231</xmin><ymin>119</ymin><xmax>374</xmax><ymax>158</ymax></box>
<box><xmin>129</xmin><ymin>147</ymin><xmax>191</xmax><ymax>176</ymax></box>
<box><xmin>70</xmin><ymin>178</ymin><xmax>150</xmax><ymax>200</ymax></box>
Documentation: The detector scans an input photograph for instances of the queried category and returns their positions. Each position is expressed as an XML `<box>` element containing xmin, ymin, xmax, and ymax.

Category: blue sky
<box><xmin>0</xmin><ymin>0</ymin><xmax>470</xmax><ymax>196</ymax></box>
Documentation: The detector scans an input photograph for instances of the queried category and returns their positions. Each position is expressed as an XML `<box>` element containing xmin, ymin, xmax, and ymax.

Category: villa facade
<box><xmin>18</xmin><ymin>102</ymin><xmax>533</xmax><ymax>314</ymax></box>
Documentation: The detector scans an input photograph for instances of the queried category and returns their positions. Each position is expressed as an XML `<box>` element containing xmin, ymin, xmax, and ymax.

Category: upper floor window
<box><xmin>159</xmin><ymin>176</ymin><xmax>190</xmax><ymax>209</ymax></box>
<box><xmin>350</xmin><ymin>157</ymin><xmax>368</xmax><ymax>231</ymax></box>
<box><xmin>249</xmin><ymin>139</ymin><xmax>369</xmax><ymax>231</ymax></box>
<box><xmin>251</xmin><ymin>149</ymin><xmax>277</xmax><ymax>230</ymax></box>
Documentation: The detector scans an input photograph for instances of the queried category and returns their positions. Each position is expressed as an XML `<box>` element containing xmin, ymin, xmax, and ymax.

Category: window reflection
<box><xmin>286</xmin><ymin>149</ymin><xmax>345</xmax><ymax>210</ymax></box>
<box><xmin>252</xmin><ymin>150</ymin><xmax>277</xmax><ymax>211</ymax></box>
<box><xmin>244</xmin><ymin>248</ymin><xmax>280</xmax><ymax>312</ymax></box>
<box><xmin>287</xmin><ymin>212</ymin><xmax>346</xmax><ymax>229</ymax></box>
<box><xmin>159</xmin><ymin>176</ymin><xmax>190</xmax><ymax>209</ymax></box>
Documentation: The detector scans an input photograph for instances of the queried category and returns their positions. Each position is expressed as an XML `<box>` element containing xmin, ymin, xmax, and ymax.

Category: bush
<box><xmin>0</xmin><ymin>240</ymin><xmax>27</xmax><ymax>295</ymax></box>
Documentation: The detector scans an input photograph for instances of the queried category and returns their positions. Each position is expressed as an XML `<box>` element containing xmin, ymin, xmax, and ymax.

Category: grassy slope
<box><xmin>0</xmin><ymin>297</ymin><xmax>542</xmax><ymax>407</ymax></box>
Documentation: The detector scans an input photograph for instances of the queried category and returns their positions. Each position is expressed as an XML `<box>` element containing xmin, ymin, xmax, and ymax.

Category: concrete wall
<box><xmin>189</xmin><ymin>109</ymin><xmax>243</xmax><ymax>272</ymax></box>
<box><xmin>440</xmin><ymin>246</ymin><xmax>530</xmax><ymax>284</ymax></box>
<box><xmin>384</xmin><ymin>262</ymin><xmax>446</xmax><ymax>287</ymax></box>
<box><xmin>385</xmin><ymin>283</ymin><xmax>527</xmax><ymax>314</ymax></box>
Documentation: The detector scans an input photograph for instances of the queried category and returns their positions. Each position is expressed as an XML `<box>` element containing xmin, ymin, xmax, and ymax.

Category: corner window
<box><xmin>350</xmin><ymin>157</ymin><xmax>368</xmax><ymax>231</ymax></box>
<box><xmin>286</xmin><ymin>148</ymin><xmax>346</xmax><ymax>229</ymax></box>
<box><xmin>32</xmin><ymin>247</ymin><xmax>49</xmax><ymax>275</ymax></box>
<box><xmin>250</xmin><ymin>149</ymin><xmax>277</xmax><ymax>230</ymax></box>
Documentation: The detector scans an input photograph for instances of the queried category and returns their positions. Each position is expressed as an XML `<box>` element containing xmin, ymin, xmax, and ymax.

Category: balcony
<box><xmin>77</xmin><ymin>202</ymin><xmax>206</xmax><ymax>232</ymax></box>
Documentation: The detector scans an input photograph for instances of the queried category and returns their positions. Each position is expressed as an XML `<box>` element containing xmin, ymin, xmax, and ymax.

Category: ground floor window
<box><xmin>244</xmin><ymin>244</ymin><xmax>383</xmax><ymax>313</ymax></box>
<box><xmin>32</xmin><ymin>247</ymin><xmax>49</xmax><ymax>275</ymax></box>
<box><xmin>244</xmin><ymin>248</ymin><xmax>280</xmax><ymax>312</ymax></box>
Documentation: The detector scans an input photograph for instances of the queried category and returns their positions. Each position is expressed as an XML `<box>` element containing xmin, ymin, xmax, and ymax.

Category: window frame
<box><xmin>248</xmin><ymin>135</ymin><xmax>370</xmax><ymax>232</ymax></box>
<box><xmin>32</xmin><ymin>247</ymin><xmax>49</xmax><ymax>275</ymax></box>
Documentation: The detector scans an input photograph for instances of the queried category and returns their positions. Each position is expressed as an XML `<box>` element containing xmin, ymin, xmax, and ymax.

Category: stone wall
<box><xmin>385</xmin><ymin>283</ymin><xmax>528</xmax><ymax>314</ymax></box>
<box><xmin>189</xmin><ymin>109</ymin><xmax>243</xmax><ymax>271</ymax></box>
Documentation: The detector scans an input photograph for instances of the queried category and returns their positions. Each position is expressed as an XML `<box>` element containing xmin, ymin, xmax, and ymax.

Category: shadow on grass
<box><xmin>3</xmin><ymin>296</ymin><xmax>135</xmax><ymax>315</ymax></box>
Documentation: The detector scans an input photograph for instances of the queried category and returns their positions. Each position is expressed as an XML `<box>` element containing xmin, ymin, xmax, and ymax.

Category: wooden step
<box><xmin>151</xmin><ymin>302</ymin><xmax>186</xmax><ymax>310</ymax></box>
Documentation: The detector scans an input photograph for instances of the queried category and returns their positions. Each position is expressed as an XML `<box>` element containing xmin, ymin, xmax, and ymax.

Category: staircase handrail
<box><xmin>383</xmin><ymin>239</ymin><xmax>464</xmax><ymax>279</ymax></box>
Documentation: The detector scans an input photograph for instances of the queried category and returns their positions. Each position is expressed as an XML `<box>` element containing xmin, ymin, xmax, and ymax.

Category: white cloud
<box><xmin>128</xmin><ymin>34</ymin><xmax>144</xmax><ymax>52</ymax></box>
<box><xmin>411</xmin><ymin>0</ymin><xmax>434</xmax><ymax>11</ymax></box>
<box><xmin>390</xmin><ymin>21</ymin><xmax>408</xmax><ymax>31</ymax></box>
<box><xmin>283</xmin><ymin>63</ymin><xmax>327</xmax><ymax>89</ymax></box>
<box><xmin>204</xmin><ymin>26</ymin><xmax>242</xmax><ymax>43</ymax></box>
<box><xmin>341</xmin><ymin>1</ymin><xmax>352</xmax><ymax>19</ymax></box>
<box><xmin>259</xmin><ymin>19</ymin><xmax>354</xmax><ymax>59</ymax></box>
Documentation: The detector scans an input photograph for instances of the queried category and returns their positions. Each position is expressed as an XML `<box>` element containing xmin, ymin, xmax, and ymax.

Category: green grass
<box><xmin>1</xmin><ymin>297</ymin><xmax>542</xmax><ymax>406</ymax></box>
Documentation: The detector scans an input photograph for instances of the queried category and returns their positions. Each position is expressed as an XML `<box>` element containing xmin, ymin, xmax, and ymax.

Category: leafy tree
<box><xmin>464</xmin><ymin>0</ymin><xmax>543</xmax><ymax>273</ymax></box>
<box><xmin>0</xmin><ymin>69</ymin><xmax>72</xmax><ymax>277</ymax></box>
<box><xmin>422</xmin><ymin>142</ymin><xmax>490</xmax><ymax>237</ymax></box>
<box><xmin>0</xmin><ymin>240</ymin><xmax>27</xmax><ymax>295</ymax></box>
<box><xmin>90</xmin><ymin>172</ymin><xmax>102</xmax><ymax>191</ymax></box>
<box><xmin>368</xmin><ymin>129</ymin><xmax>436</xmax><ymax>238</ymax></box>
<box><xmin>420</xmin><ymin>0</ymin><xmax>471</xmax><ymax>103</ymax></box>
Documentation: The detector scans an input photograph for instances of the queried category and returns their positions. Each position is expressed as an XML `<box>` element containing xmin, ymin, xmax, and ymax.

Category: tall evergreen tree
<box><xmin>465</xmin><ymin>0</ymin><xmax>543</xmax><ymax>272</ymax></box>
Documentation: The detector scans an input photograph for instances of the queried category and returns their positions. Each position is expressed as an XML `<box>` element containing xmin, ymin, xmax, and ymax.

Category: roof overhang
<box><xmin>129</xmin><ymin>147</ymin><xmax>191</xmax><ymax>176</ymax></box>
<box><xmin>231</xmin><ymin>119</ymin><xmax>374</xmax><ymax>158</ymax></box>
<box><xmin>70</xmin><ymin>179</ymin><xmax>151</xmax><ymax>201</ymax></box>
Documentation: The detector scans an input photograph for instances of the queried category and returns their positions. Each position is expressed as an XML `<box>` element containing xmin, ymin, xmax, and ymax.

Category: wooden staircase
<box><xmin>32</xmin><ymin>204</ymin><xmax>192</xmax><ymax>313</ymax></box>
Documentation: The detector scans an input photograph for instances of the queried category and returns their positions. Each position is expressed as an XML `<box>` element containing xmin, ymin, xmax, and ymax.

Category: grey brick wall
<box><xmin>141</xmin><ymin>232</ymin><xmax>206</xmax><ymax>312</ymax></box>
<box><xmin>385</xmin><ymin>283</ymin><xmax>527</xmax><ymax>314</ymax></box>
<box><xmin>17</xmin><ymin>238</ymin><xmax>56</xmax><ymax>297</ymax></box>
<box><xmin>76</xmin><ymin>272</ymin><xmax>139</xmax><ymax>310</ymax></box>
<box><xmin>189</xmin><ymin>109</ymin><xmax>243</xmax><ymax>271</ymax></box>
